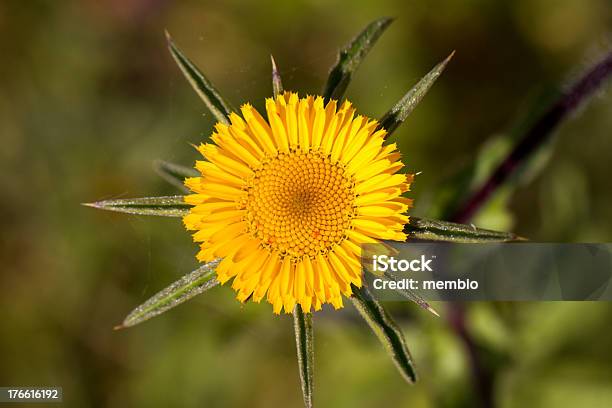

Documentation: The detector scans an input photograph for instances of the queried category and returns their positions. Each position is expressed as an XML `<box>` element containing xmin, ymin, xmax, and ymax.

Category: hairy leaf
<box><xmin>83</xmin><ymin>195</ymin><xmax>190</xmax><ymax>217</ymax></box>
<box><xmin>351</xmin><ymin>284</ymin><xmax>417</xmax><ymax>383</ymax></box>
<box><xmin>166</xmin><ymin>31</ymin><xmax>233</xmax><ymax>124</ymax></box>
<box><xmin>383</xmin><ymin>270</ymin><xmax>439</xmax><ymax>317</ymax></box>
<box><xmin>380</xmin><ymin>52</ymin><xmax>454</xmax><ymax>137</ymax></box>
<box><xmin>116</xmin><ymin>260</ymin><xmax>220</xmax><ymax>329</ymax></box>
<box><xmin>405</xmin><ymin>216</ymin><xmax>523</xmax><ymax>243</ymax></box>
<box><xmin>322</xmin><ymin>17</ymin><xmax>393</xmax><ymax>101</ymax></box>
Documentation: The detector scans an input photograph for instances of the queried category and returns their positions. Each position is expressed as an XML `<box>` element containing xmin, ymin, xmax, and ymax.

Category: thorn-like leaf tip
<box><xmin>380</xmin><ymin>51</ymin><xmax>454</xmax><ymax>138</ymax></box>
<box><xmin>271</xmin><ymin>54</ymin><xmax>284</xmax><ymax>97</ymax></box>
<box><xmin>426</xmin><ymin>305</ymin><xmax>440</xmax><ymax>317</ymax></box>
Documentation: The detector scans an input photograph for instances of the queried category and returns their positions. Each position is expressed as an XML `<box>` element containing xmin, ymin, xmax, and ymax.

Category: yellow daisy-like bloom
<box><xmin>183</xmin><ymin>92</ymin><xmax>413</xmax><ymax>314</ymax></box>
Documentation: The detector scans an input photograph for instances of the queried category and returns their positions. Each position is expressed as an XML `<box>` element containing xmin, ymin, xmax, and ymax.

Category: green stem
<box><xmin>293</xmin><ymin>305</ymin><xmax>314</xmax><ymax>408</ymax></box>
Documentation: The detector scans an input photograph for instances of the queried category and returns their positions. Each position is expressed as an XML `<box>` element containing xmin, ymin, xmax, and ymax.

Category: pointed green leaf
<box><xmin>154</xmin><ymin>160</ymin><xmax>198</xmax><ymax>193</ymax></box>
<box><xmin>405</xmin><ymin>216</ymin><xmax>524</xmax><ymax>243</ymax></box>
<box><xmin>382</xmin><ymin>270</ymin><xmax>439</xmax><ymax>317</ymax></box>
<box><xmin>116</xmin><ymin>259</ymin><xmax>220</xmax><ymax>329</ymax></box>
<box><xmin>322</xmin><ymin>17</ymin><xmax>393</xmax><ymax>101</ymax></box>
<box><xmin>83</xmin><ymin>195</ymin><xmax>190</xmax><ymax>217</ymax></box>
<box><xmin>271</xmin><ymin>55</ymin><xmax>284</xmax><ymax>97</ymax></box>
<box><xmin>166</xmin><ymin>31</ymin><xmax>233</xmax><ymax>124</ymax></box>
<box><xmin>380</xmin><ymin>51</ymin><xmax>454</xmax><ymax>137</ymax></box>
<box><xmin>350</xmin><ymin>284</ymin><xmax>416</xmax><ymax>383</ymax></box>
<box><xmin>293</xmin><ymin>305</ymin><xmax>314</xmax><ymax>408</ymax></box>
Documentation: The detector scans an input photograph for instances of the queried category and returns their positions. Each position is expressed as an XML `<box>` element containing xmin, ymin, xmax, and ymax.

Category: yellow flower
<box><xmin>183</xmin><ymin>92</ymin><xmax>413</xmax><ymax>314</ymax></box>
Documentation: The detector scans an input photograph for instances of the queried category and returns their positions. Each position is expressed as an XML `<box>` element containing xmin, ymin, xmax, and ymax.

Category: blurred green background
<box><xmin>1</xmin><ymin>0</ymin><xmax>612</xmax><ymax>407</ymax></box>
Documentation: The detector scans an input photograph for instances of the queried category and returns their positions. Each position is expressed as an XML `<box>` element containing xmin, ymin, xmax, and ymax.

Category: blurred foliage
<box><xmin>1</xmin><ymin>0</ymin><xmax>612</xmax><ymax>407</ymax></box>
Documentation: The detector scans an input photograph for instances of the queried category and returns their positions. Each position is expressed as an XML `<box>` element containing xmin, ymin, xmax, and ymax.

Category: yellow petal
<box><xmin>241</xmin><ymin>104</ymin><xmax>276</xmax><ymax>156</ymax></box>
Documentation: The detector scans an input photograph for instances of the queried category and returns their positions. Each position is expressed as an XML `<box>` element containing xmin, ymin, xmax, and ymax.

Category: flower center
<box><xmin>244</xmin><ymin>150</ymin><xmax>355</xmax><ymax>260</ymax></box>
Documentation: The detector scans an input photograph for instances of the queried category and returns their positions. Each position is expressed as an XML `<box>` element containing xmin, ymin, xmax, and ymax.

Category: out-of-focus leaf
<box><xmin>427</xmin><ymin>90</ymin><xmax>559</xmax><ymax>225</ymax></box>
<box><xmin>271</xmin><ymin>55</ymin><xmax>284</xmax><ymax>97</ymax></box>
<box><xmin>116</xmin><ymin>259</ymin><xmax>220</xmax><ymax>329</ymax></box>
<box><xmin>405</xmin><ymin>216</ymin><xmax>523</xmax><ymax>243</ymax></box>
<box><xmin>83</xmin><ymin>195</ymin><xmax>189</xmax><ymax>217</ymax></box>
<box><xmin>380</xmin><ymin>51</ymin><xmax>454</xmax><ymax>138</ymax></box>
<box><xmin>350</xmin><ymin>284</ymin><xmax>417</xmax><ymax>383</ymax></box>
<box><xmin>322</xmin><ymin>17</ymin><xmax>393</xmax><ymax>101</ymax></box>
<box><xmin>293</xmin><ymin>305</ymin><xmax>314</xmax><ymax>408</ymax></box>
<box><xmin>166</xmin><ymin>31</ymin><xmax>233</xmax><ymax>124</ymax></box>
<box><xmin>448</xmin><ymin>50</ymin><xmax>612</xmax><ymax>223</ymax></box>
<box><xmin>154</xmin><ymin>159</ymin><xmax>198</xmax><ymax>193</ymax></box>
